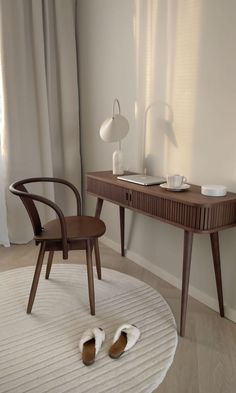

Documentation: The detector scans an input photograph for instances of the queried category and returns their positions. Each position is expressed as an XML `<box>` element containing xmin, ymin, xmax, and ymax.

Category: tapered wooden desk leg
<box><xmin>95</xmin><ymin>198</ymin><xmax>104</xmax><ymax>218</ymax></box>
<box><xmin>180</xmin><ymin>231</ymin><xmax>194</xmax><ymax>337</ymax></box>
<box><xmin>119</xmin><ymin>206</ymin><xmax>125</xmax><ymax>257</ymax></box>
<box><xmin>210</xmin><ymin>232</ymin><xmax>224</xmax><ymax>317</ymax></box>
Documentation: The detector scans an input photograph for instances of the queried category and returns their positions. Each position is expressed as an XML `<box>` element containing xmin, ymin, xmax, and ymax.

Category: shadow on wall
<box><xmin>127</xmin><ymin>0</ymin><xmax>202</xmax><ymax>250</ymax></box>
<box><xmin>143</xmin><ymin>100</ymin><xmax>177</xmax><ymax>176</ymax></box>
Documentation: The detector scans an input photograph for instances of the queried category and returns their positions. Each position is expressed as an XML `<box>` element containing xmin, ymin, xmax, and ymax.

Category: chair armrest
<box><xmin>9</xmin><ymin>185</ymin><xmax>69</xmax><ymax>259</ymax></box>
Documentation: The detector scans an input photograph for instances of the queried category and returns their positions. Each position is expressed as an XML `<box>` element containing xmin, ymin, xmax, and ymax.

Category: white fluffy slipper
<box><xmin>79</xmin><ymin>327</ymin><xmax>105</xmax><ymax>365</ymax></box>
<box><xmin>109</xmin><ymin>324</ymin><xmax>141</xmax><ymax>359</ymax></box>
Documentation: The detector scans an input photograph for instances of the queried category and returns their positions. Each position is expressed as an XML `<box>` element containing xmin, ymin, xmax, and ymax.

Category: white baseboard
<box><xmin>101</xmin><ymin>236</ymin><xmax>236</xmax><ymax>323</ymax></box>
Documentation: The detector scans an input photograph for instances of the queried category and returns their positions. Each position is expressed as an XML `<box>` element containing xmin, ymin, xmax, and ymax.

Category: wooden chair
<box><xmin>9</xmin><ymin>177</ymin><xmax>106</xmax><ymax>315</ymax></box>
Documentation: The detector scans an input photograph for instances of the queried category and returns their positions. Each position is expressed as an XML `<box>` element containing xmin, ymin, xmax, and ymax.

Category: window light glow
<box><xmin>133</xmin><ymin>0</ymin><xmax>201</xmax><ymax>176</ymax></box>
<box><xmin>0</xmin><ymin>52</ymin><xmax>5</xmax><ymax>156</ymax></box>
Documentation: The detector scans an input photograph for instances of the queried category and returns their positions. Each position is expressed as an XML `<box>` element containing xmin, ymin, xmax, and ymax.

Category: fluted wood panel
<box><xmin>87</xmin><ymin>172</ymin><xmax>236</xmax><ymax>233</ymax></box>
<box><xmin>131</xmin><ymin>191</ymin><xmax>236</xmax><ymax>231</ymax></box>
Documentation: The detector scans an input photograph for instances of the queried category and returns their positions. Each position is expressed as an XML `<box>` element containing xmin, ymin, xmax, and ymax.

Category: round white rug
<box><xmin>0</xmin><ymin>264</ymin><xmax>177</xmax><ymax>393</ymax></box>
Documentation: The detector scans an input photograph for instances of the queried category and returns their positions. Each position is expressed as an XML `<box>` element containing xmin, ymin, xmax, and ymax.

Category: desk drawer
<box><xmin>87</xmin><ymin>178</ymin><xmax>130</xmax><ymax>206</ymax></box>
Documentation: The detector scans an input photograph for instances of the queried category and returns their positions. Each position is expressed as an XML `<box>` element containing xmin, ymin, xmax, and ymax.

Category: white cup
<box><xmin>167</xmin><ymin>174</ymin><xmax>187</xmax><ymax>189</ymax></box>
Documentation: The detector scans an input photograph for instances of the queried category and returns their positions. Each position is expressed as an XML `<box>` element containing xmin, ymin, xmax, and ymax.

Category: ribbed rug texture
<box><xmin>0</xmin><ymin>264</ymin><xmax>178</xmax><ymax>393</ymax></box>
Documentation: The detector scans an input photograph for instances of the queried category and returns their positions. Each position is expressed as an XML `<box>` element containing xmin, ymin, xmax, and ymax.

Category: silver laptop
<box><xmin>117</xmin><ymin>174</ymin><xmax>166</xmax><ymax>186</ymax></box>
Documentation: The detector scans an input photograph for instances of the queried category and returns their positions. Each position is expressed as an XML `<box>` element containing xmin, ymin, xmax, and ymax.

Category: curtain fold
<box><xmin>0</xmin><ymin>21</ymin><xmax>10</xmax><ymax>246</ymax></box>
<box><xmin>0</xmin><ymin>0</ymin><xmax>81</xmax><ymax>244</ymax></box>
<box><xmin>0</xmin><ymin>153</ymin><xmax>10</xmax><ymax>246</ymax></box>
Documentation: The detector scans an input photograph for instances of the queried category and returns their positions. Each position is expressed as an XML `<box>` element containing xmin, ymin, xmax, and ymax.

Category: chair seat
<box><xmin>35</xmin><ymin>216</ymin><xmax>106</xmax><ymax>242</ymax></box>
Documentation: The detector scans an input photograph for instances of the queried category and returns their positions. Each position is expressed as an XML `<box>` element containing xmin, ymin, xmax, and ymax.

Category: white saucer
<box><xmin>160</xmin><ymin>183</ymin><xmax>190</xmax><ymax>191</ymax></box>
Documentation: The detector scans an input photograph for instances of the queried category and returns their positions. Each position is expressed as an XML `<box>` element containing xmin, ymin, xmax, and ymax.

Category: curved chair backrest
<box><xmin>9</xmin><ymin>180</ymin><xmax>43</xmax><ymax>236</ymax></box>
<box><xmin>9</xmin><ymin>177</ymin><xmax>82</xmax><ymax>259</ymax></box>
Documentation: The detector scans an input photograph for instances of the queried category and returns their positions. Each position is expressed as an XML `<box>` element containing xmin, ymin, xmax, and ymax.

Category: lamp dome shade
<box><xmin>100</xmin><ymin>114</ymin><xmax>129</xmax><ymax>143</ymax></box>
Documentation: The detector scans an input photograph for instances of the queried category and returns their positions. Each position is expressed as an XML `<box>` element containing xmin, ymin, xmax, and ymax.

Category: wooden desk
<box><xmin>87</xmin><ymin>171</ymin><xmax>236</xmax><ymax>336</ymax></box>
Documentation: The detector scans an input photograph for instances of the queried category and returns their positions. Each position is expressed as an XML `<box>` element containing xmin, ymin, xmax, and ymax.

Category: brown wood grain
<box><xmin>87</xmin><ymin>171</ymin><xmax>236</xmax><ymax>233</ymax></box>
<box><xmin>9</xmin><ymin>177</ymin><xmax>106</xmax><ymax>316</ymax></box>
<box><xmin>86</xmin><ymin>170</ymin><xmax>234</xmax><ymax>336</ymax></box>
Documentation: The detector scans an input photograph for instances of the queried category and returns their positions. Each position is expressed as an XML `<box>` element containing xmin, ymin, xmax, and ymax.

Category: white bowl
<box><xmin>201</xmin><ymin>185</ymin><xmax>227</xmax><ymax>197</ymax></box>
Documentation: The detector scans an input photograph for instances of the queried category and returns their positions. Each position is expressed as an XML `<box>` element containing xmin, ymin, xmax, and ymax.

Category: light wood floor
<box><xmin>0</xmin><ymin>242</ymin><xmax>235</xmax><ymax>393</ymax></box>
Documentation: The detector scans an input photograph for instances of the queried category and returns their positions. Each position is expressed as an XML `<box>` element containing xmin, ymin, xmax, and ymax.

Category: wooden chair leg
<box><xmin>45</xmin><ymin>251</ymin><xmax>54</xmax><ymax>279</ymax></box>
<box><xmin>27</xmin><ymin>242</ymin><xmax>46</xmax><ymax>314</ymax></box>
<box><xmin>94</xmin><ymin>238</ymin><xmax>102</xmax><ymax>280</ymax></box>
<box><xmin>86</xmin><ymin>239</ymin><xmax>95</xmax><ymax>315</ymax></box>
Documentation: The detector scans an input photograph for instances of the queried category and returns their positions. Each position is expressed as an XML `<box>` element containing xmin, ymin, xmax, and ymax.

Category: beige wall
<box><xmin>78</xmin><ymin>0</ymin><xmax>236</xmax><ymax>320</ymax></box>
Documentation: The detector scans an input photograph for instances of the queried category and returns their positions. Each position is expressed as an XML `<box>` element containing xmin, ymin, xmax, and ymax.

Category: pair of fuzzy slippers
<box><xmin>79</xmin><ymin>324</ymin><xmax>140</xmax><ymax>366</ymax></box>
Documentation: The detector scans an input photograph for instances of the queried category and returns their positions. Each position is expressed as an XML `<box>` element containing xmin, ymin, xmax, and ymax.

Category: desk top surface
<box><xmin>87</xmin><ymin>171</ymin><xmax>236</xmax><ymax>208</ymax></box>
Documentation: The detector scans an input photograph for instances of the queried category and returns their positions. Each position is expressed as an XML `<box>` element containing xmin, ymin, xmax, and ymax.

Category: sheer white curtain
<box><xmin>0</xmin><ymin>139</ymin><xmax>10</xmax><ymax>246</ymax></box>
<box><xmin>0</xmin><ymin>0</ymin><xmax>81</xmax><ymax>244</ymax></box>
<box><xmin>0</xmin><ymin>38</ymin><xmax>10</xmax><ymax>246</ymax></box>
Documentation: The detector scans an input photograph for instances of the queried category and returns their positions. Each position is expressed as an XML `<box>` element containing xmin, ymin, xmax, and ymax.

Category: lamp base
<box><xmin>113</xmin><ymin>150</ymin><xmax>124</xmax><ymax>175</ymax></box>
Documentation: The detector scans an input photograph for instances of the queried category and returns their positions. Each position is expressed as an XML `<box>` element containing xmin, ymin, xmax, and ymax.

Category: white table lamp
<box><xmin>100</xmin><ymin>98</ymin><xmax>129</xmax><ymax>175</ymax></box>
